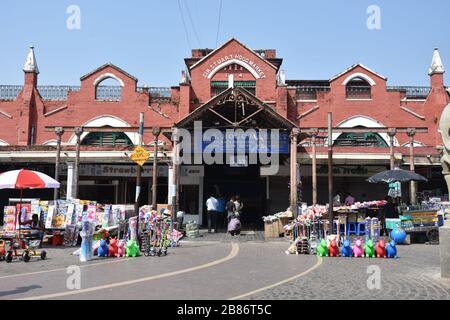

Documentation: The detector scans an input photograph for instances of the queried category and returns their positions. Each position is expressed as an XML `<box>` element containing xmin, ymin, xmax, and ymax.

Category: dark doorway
<box><xmin>203</xmin><ymin>164</ymin><xmax>266</xmax><ymax>230</ymax></box>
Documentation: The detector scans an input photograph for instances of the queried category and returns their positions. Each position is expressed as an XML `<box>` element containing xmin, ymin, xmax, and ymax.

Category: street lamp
<box><xmin>151</xmin><ymin>127</ymin><xmax>161</xmax><ymax>207</ymax></box>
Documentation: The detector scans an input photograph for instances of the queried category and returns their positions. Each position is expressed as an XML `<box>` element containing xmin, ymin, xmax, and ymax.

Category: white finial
<box><xmin>277</xmin><ymin>70</ymin><xmax>286</xmax><ymax>86</ymax></box>
<box><xmin>429</xmin><ymin>48</ymin><xmax>444</xmax><ymax>75</ymax></box>
<box><xmin>23</xmin><ymin>45</ymin><xmax>39</xmax><ymax>74</ymax></box>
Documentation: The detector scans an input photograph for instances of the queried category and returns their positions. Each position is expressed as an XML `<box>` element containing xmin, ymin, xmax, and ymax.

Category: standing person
<box><xmin>206</xmin><ymin>193</ymin><xmax>219</xmax><ymax>233</ymax></box>
<box><xmin>226</xmin><ymin>196</ymin><xmax>236</xmax><ymax>223</ymax></box>
<box><xmin>21</xmin><ymin>213</ymin><xmax>45</xmax><ymax>246</ymax></box>
<box><xmin>344</xmin><ymin>192</ymin><xmax>355</xmax><ymax>206</ymax></box>
<box><xmin>234</xmin><ymin>195</ymin><xmax>243</xmax><ymax>218</ymax></box>
<box><xmin>333</xmin><ymin>191</ymin><xmax>342</xmax><ymax>206</ymax></box>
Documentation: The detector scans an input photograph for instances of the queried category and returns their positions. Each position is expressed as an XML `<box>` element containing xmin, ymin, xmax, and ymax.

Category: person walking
<box><xmin>206</xmin><ymin>193</ymin><xmax>219</xmax><ymax>233</ymax></box>
<box><xmin>234</xmin><ymin>195</ymin><xmax>243</xmax><ymax>217</ymax></box>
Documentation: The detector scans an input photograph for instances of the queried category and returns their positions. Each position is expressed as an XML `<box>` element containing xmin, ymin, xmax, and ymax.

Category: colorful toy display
<box><xmin>108</xmin><ymin>237</ymin><xmax>118</xmax><ymax>257</ymax></box>
<box><xmin>386</xmin><ymin>240</ymin><xmax>398</xmax><ymax>259</ymax></box>
<box><xmin>390</xmin><ymin>227</ymin><xmax>407</xmax><ymax>244</ymax></box>
<box><xmin>375</xmin><ymin>240</ymin><xmax>387</xmax><ymax>258</ymax></box>
<box><xmin>97</xmin><ymin>239</ymin><xmax>109</xmax><ymax>257</ymax></box>
<box><xmin>317</xmin><ymin>239</ymin><xmax>329</xmax><ymax>257</ymax></box>
<box><xmin>371</xmin><ymin>217</ymin><xmax>380</xmax><ymax>240</ymax></box>
<box><xmin>341</xmin><ymin>239</ymin><xmax>352</xmax><ymax>257</ymax></box>
<box><xmin>364</xmin><ymin>239</ymin><xmax>376</xmax><ymax>258</ymax></box>
<box><xmin>352</xmin><ymin>239</ymin><xmax>365</xmax><ymax>258</ymax></box>
<box><xmin>126</xmin><ymin>239</ymin><xmax>140</xmax><ymax>257</ymax></box>
<box><xmin>328</xmin><ymin>239</ymin><xmax>340</xmax><ymax>257</ymax></box>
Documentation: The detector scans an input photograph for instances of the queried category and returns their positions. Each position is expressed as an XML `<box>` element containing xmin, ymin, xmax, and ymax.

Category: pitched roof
<box><xmin>189</xmin><ymin>38</ymin><xmax>278</xmax><ymax>71</ymax></box>
<box><xmin>329</xmin><ymin>63</ymin><xmax>387</xmax><ymax>82</ymax></box>
<box><xmin>80</xmin><ymin>63</ymin><xmax>138</xmax><ymax>81</ymax></box>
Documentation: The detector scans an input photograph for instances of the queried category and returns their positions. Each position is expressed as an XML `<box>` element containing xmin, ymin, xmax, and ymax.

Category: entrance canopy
<box><xmin>176</xmin><ymin>86</ymin><xmax>297</xmax><ymax>130</ymax></box>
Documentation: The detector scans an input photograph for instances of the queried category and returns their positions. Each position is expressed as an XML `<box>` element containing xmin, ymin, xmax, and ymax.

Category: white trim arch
<box><xmin>333</xmin><ymin>115</ymin><xmax>398</xmax><ymax>146</ymax></box>
<box><xmin>207</xmin><ymin>58</ymin><xmax>261</xmax><ymax>79</ymax></box>
<box><xmin>67</xmin><ymin>115</ymin><xmax>138</xmax><ymax>145</ymax></box>
<box><xmin>342</xmin><ymin>73</ymin><xmax>376</xmax><ymax>86</ymax></box>
<box><xmin>93</xmin><ymin>73</ymin><xmax>125</xmax><ymax>87</ymax></box>
<box><xmin>42</xmin><ymin>139</ymin><xmax>58</xmax><ymax>146</ymax></box>
<box><xmin>0</xmin><ymin>139</ymin><xmax>9</xmax><ymax>146</ymax></box>
<box><xmin>402</xmin><ymin>141</ymin><xmax>426</xmax><ymax>147</ymax></box>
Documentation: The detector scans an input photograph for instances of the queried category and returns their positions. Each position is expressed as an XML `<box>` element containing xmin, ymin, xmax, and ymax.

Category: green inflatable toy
<box><xmin>364</xmin><ymin>239</ymin><xmax>376</xmax><ymax>258</ymax></box>
<box><xmin>317</xmin><ymin>239</ymin><xmax>329</xmax><ymax>257</ymax></box>
<box><xmin>126</xmin><ymin>239</ymin><xmax>140</xmax><ymax>257</ymax></box>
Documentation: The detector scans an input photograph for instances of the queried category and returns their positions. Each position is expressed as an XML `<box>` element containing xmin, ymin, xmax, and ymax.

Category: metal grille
<box><xmin>0</xmin><ymin>85</ymin><xmax>23</xmax><ymax>100</ymax></box>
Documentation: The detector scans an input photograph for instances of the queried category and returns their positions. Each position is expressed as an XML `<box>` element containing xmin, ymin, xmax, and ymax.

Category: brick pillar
<box><xmin>276</xmin><ymin>85</ymin><xmax>288</xmax><ymax>119</ymax></box>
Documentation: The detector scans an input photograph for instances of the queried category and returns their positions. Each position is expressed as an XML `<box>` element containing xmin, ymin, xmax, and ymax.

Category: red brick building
<box><xmin>1</xmin><ymin>38</ymin><xmax>449</xmax><ymax>226</ymax></box>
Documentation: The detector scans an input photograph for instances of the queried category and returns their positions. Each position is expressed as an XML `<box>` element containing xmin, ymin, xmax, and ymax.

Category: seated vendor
<box><xmin>384</xmin><ymin>196</ymin><xmax>398</xmax><ymax>219</ymax></box>
<box><xmin>21</xmin><ymin>214</ymin><xmax>45</xmax><ymax>243</ymax></box>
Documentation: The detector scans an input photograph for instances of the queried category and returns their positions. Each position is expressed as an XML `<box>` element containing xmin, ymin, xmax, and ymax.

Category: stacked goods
<box><xmin>186</xmin><ymin>221</ymin><xmax>200</xmax><ymax>238</ymax></box>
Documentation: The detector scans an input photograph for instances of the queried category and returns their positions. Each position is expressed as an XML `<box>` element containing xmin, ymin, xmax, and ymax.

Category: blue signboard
<box><xmin>199</xmin><ymin>130</ymin><xmax>289</xmax><ymax>154</ymax></box>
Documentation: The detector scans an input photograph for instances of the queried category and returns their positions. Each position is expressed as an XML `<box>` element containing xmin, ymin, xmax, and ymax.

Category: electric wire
<box><xmin>184</xmin><ymin>0</ymin><xmax>202</xmax><ymax>48</ymax></box>
<box><xmin>177</xmin><ymin>0</ymin><xmax>192</xmax><ymax>49</ymax></box>
<box><xmin>215</xmin><ymin>0</ymin><xmax>223</xmax><ymax>48</ymax></box>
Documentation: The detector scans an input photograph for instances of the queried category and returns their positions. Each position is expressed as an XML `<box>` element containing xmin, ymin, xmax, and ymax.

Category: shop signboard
<box><xmin>3</xmin><ymin>206</ymin><xmax>16</xmax><ymax>232</ymax></box>
<box><xmin>130</xmin><ymin>146</ymin><xmax>150</xmax><ymax>166</ymax></box>
<box><xmin>60</xmin><ymin>164</ymin><xmax>168</xmax><ymax>178</ymax></box>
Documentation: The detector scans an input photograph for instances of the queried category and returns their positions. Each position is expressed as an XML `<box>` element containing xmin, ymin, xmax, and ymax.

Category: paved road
<box><xmin>0</xmin><ymin>237</ymin><xmax>449</xmax><ymax>300</ymax></box>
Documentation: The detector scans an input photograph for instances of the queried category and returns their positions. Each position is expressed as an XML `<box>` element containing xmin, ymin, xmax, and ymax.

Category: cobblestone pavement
<box><xmin>1</xmin><ymin>235</ymin><xmax>449</xmax><ymax>300</ymax></box>
<box><xmin>250</xmin><ymin>244</ymin><xmax>450</xmax><ymax>300</ymax></box>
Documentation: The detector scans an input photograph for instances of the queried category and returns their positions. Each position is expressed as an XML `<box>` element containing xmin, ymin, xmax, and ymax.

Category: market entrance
<box><xmin>203</xmin><ymin>164</ymin><xmax>266</xmax><ymax>230</ymax></box>
<box><xmin>174</xmin><ymin>86</ymin><xmax>298</xmax><ymax>232</ymax></box>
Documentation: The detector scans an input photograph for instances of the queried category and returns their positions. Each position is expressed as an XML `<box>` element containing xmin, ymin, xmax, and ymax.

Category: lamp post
<box><xmin>388</xmin><ymin>128</ymin><xmax>397</xmax><ymax>170</ymax></box>
<box><xmin>151</xmin><ymin>127</ymin><xmax>161</xmax><ymax>207</ymax></box>
<box><xmin>327</xmin><ymin>113</ymin><xmax>333</xmax><ymax>231</ymax></box>
<box><xmin>54</xmin><ymin>127</ymin><xmax>64</xmax><ymax>200</ymax></box>
<box><xmin>407</xmin><ymin>128</ymin><xmax>417</xmax><ymax>204</ymax></box>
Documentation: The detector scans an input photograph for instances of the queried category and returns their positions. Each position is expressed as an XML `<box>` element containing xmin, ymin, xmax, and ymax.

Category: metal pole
<box><xmin>73</xmin><ymin>127</ymin><xmax>83</xmax><ymax>199</ymax></box>
<box><xmin>54</xmin><ymin>127</ymin><xmax>64</xmax><ymax>200</ymax></box>
<box><xmin>134</xmin><ymin>113</ymin><xmax>144</xmax><ymax>215</ymax></box>
<box><xmin>151</xmin><ymin>127</ymin><xmax>161</xmax><ymax>207</ymax></box>
<box><xmin>388</xmin><ymin>128</ymin><xmax>397</xmax><ymax>170</ymax></box>
<box><xmin>408</xmin><ymin>129</ymin><xmax>417</xmax><ymax>205</ymax></box>
<box><xmin>327</xmin><ymin>113</ymin><xmax>333</xmax><ymax>232</ymax></box>
<box><xmin>171</xmin><ymin>128</ymin><xmax>180</xmax><ymax>234</ymax></box>
<box><xmin>311</xmin><ymin>129</ymin><xmax>318</xmax><ymax>205</ymax></box>
<box><xmin>290</xmin><ymin>128</ymin><xmax>299</xmax><ymax>217</ymax></box>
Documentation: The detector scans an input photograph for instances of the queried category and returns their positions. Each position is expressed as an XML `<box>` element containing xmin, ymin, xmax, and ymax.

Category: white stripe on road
<box><xmin>228</xmin><ymin>256</ymin><xmax>323</xmax><ymax>300</ymax></box>
<box><xmin>0</xmin><ymin>256</ymin><xmax>140</xmax><ymax>280</ymax></box>
<box><xmin>20</xmin><ymin>243</ymin><xmax>239</xmax><ymax>300</ymax></box>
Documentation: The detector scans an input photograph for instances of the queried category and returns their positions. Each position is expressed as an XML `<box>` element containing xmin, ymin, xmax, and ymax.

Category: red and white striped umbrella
<box><xmin>0</xmin><ymin>169</ymin><xmax>60</xmax><ymax>189</ymax></box>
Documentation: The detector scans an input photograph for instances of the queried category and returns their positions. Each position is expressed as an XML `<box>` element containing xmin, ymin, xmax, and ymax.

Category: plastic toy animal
<box><xmin>386</xmin><ymin>240</ymin><xmax>398</xmax><ymax>259</ymax></box>
<box><xmin>97</xmin><ymin>239</ymin><xmax>109</xmax><ymax>257</ymax></box>
<box><xmin>317</xmin><ymin>239</ymin><xmax>329</xmax><ymax>257</ymax></box>
<box><xmin>0</xmin><ymin>239</ymin><xmax>6</xmax><ymax>261</ymax></box>
<box><xmin>375</xmin><ymin>240</ymin><xmax>387</xmax><ymax>258</ymax></box>
<box><xmin>126</xmin><ymin>239</ymin><xmax>140</xmax><ymax>257</ymax></box>
<box><xmin>108</xmin><ymin>237</ymin><xmax>118</xmax><ymax>257</ymax></box>
<box><xmin>341</xmin><ymin>239</ymin><xmax>352</xmax><ymax>257</ymax></box>
<box><xmin>328</xmin><ymin>239</ymin><xmax>340</xmax><ymax>257</ymax></box>
<box><xmin>116</xmin><ymin>239</ymin><xmax>126</xmax><ymax>257</ymax></box>
<box><xmin>352</xmin><ymin>239</ymin><xmax>365</xmax><ymax>258</ymax></box>
<box><xmin>364</xmin><ymin>239</ymin><xmax>376</xmax><ymax>258</ymax></box>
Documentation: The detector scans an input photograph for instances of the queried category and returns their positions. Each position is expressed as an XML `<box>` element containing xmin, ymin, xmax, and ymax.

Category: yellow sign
<box><xmin>130</xmin><ymin>146</ymin><xmax>150</xmax><ymax>166</ymax></box>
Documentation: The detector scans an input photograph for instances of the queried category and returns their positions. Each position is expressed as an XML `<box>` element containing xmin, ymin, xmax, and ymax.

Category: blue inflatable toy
<box><xmin>390</xmin><ymin>227</ymin><xmax>407</xmax><ymax>244</ymax></box>
<box><xmin>341</xmin><ymin>239</ymin><xmax>353</xmax><ymax>257</ymax></box>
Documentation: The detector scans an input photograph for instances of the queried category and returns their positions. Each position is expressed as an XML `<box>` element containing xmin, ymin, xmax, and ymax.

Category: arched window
<box><xmin>334</xmin><ymin>129</ymin><xmax>388</xmax><ymax>147</ymax></box>
<box><xmin>95</xmin><ymin>77</ymin><xmax>122</xmax><ymax>101</ymax></box>
<box><xmin>346</xmin><ymin>77</ymin><xmax>372</xmax><ymax>99</ymax></box>
<box><xmin>81</xmin><ymin>132</ymin><xmax>132</xmax><ymax>146</ymax></box>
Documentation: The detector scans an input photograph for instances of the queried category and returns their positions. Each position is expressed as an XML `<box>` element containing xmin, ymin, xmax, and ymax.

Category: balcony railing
<box><xmin>295</xmin><ymin>86</ymin><xmax>330</xmax><ymax>101</ymax></box>
<box><xmin>38</xmin><ymin>85</ymin><xmax>81</xmax><ymax>100</ymax></box>
<box><xmin>346</xmin><ymin>86</ymin><xmax>372</xmax><ymax>99</ymax></box>
<box><xmin>0</xmin><ymin>85</ymin><xmax>23</xmax><ymax>100</ymax></box>
<box><xmin>150</xmin><ymin>87</ymin><xmax>172</xmax><ymax>99</ymax></box>
<box><xmin>387</xmin><ymin>86</ymin><xmax>431</xmax><ymax>99</ymax></box>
